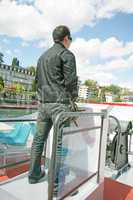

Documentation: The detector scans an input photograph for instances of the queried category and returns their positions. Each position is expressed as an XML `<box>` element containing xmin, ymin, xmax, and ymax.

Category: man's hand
<box><xmin>68</xmin><ymin>98</ymin><xmax>78</xmax><ymax>127</ymax></box>
<box><xmin>69</xmin><ymin>98</ymin><xmax>78</xmax><ymax>112</ymax></box>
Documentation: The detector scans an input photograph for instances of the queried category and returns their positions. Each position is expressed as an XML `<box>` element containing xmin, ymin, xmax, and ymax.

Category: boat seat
<box><xmin>0</xmin><ymin>123</ymin><xmax>31</xmax><ymax>145</ymax></box>
<box><xmin>0</xmin><ymin>123</ymin><xmax>22</xmax><ymax>139</ymax></box>
<box><xmin>119</xmin><ymin>121</ymin><xmax>132</xmax><ymax>134</ymax></box>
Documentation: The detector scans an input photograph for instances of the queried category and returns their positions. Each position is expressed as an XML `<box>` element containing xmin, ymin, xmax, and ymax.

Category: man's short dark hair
<box><xmin>52</xmin><ymin>25</ymin><xmax>71</xmax><ymax>42</ymax></box>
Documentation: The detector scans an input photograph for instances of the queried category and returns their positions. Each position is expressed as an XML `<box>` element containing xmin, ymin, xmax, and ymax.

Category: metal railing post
<box><xmin>97</xmin><ymin>109</ymin><xmax>109</xmax><ymax>183</ymax></box>
<box><xmin>48</xmin><ymin>110</ymin><xmax>108</xmax><ymax>200</ymax></box>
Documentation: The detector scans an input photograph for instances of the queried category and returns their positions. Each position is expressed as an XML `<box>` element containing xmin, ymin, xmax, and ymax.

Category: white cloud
<box><xmin>0</xmin><ymin>0</ymin><xmax>133</xmax><ymax>40</ymax></box>
<box><xmin>71</xmin><ymin>37</ymin><xmax>133</xmax><ymax>65</ymax></box>
<box><xmin>91</xmin><ymin>72</ymin><xmax>117</xmax><ymax>86</ymax></box>
<box><xmin>0</xmin><ymin>0</ymin><xmax>133</xmax><ymax>88</ymax></box>
<box><xmin>128</xmin><ymin>54</ymin><xmax>133</xmax><ymax>66</ymax></box>
<box><xmin>96</xmin><ymin>0</ymin><xmax>133</xmax><ymax>19</ymax></box>
<box><xmin>71</xmin><ymin>37</ymin><xmax>133</xmax><ymax>67</ymax></box>
<box><xmin>100</xmin><ymin>37</ymin><xmax>125</xmax><ymax>59</ymax></box>
<box><xmin>3</xmin><ymin>38</ymin><xmax>10</xmax><ymax>44</ymax></box>
<box><xmin>35</xmin><ymin>0</ymin><xmax>95</xmax><ymax>32</ymax></box>
<box><xmin>5</xmin><ymin>49</ymin><xmax>12</xmax><ymax>55</ymax></box>
<box><xmin>0</xmin><ymin>0</ymin><xmax>48</xmax><ymax>40</ymax></box>
<box><xmin>125</xmin><ymin>42</ymin><xmax>133</xmax><ymax>56</ymax></box>
<box><xmin>70</xmin><ymin>37</ymin><xmax>133</xmax><ymax>85</ymax></box>
<box><xmin>14</xmin><ymin>49</ymin><xmax>21</xmax><ymax>55</ymax></box>
<box><xmin>100</xmin><ymin>59</ymin><xmax>128</xmax><ymax>71</ymax></box>
<box><xmin>21</xmin><ymin>41</ymin><xmax>30</xmax><ymax>47</ymax></box>
<box><xmin>36</xmin><ymin>39</ymin><xmax>53</xmax><ymax>49</ymax></box>
<box><xmin>74</xmin><ymin>61</ymin><xmax>117</xmax><ymax>86</ymax></box>
<box><xmin>118</xmin><ymin>80</ymin><xmax>133</xmax><ymax>90</ymax></box>
<box><xmin>17</xmin><ymin>0</ymin><xmax>35</xmax><ymax>4</ymax></box>
<box><xmin>71</xmin><ymin>38</ymin><xmax>101</xmax><ymax>63</ymax></box>
<box><xmin>0</xmin><ymin>0</ymin><xmax>95</xmax><ymax>40</ymax></box>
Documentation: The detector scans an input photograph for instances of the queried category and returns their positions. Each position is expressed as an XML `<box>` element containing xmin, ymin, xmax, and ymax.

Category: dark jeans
<box><xmin>28</xmin><ymin>103</ymin><xmax>70</xmax><ymax>181</ymax></box>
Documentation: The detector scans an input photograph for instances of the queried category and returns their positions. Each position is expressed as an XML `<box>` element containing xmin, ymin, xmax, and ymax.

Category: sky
<box><xmin>0</xmin><ymin>0</ymin><xmax>133</xmax><ymax>89</ymax></box>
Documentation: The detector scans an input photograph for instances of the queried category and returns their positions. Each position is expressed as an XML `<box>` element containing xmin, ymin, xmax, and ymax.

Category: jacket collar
<box><xmin>54</xmin><ymin>42</ymin><xmax>66</xmax><ymax>49</ymax></box>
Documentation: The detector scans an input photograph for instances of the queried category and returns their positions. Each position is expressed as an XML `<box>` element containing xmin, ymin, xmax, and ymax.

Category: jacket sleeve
<box><xmin>35</xmin><ymin>60</ymin><xmax>39</xmax><ymax>85</ymax></box>
<box><xmin>35</xmin><ymin>59</ymin><xmax>41</xmax><ymax>91</ymax></box>
<box><xmin>61</xmin><ymin>51</ymin><xmax>78</xmax><ymax>101</ymax></box>
<box><xmin>35</xmin><ymin>67</ymin><xmax>38</xmax><ymax>85</ymax></box>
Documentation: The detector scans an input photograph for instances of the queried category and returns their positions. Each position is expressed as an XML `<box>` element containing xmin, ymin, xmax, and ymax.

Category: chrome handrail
<box><xmin>0</xmin><ymin>159</ymin><xmax>30</xmax><ymax>170</ymax></box>
<box><xmin>48</xmin><ymin>110</ymin><xmax>108</xmax><ymax>200</ymax></box>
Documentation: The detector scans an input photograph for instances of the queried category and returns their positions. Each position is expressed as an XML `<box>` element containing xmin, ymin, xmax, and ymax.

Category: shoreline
<box><xmin>0</xmin><ymin>103</ymin><xmax>38</xmax><ymax>109</ymax></box>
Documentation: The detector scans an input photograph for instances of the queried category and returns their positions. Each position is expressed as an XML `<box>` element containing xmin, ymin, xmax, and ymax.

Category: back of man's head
<box><xmin>52</xmin><ymin>25</ymin><xmax>71</xmax><ymax>43</ymax></box>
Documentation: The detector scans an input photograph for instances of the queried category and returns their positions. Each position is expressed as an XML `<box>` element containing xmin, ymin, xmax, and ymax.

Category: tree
<box><xmin>27</xmin><ymin>66</ymin><xmax>36</xmax><ymax>75</ymax></box>
<box><xmin>12</xmin><ymin>57</ymin><xmax>20</xmax><ymax>67</ymax></box>
<box><xmin>0</xmin><ymin>52</ymin><xmax>4</xmax><ymax>64</ymax></box>
<box><xmin>84</xmin><ymin>79</ymin><xmax>98</xmax><ymax>89</ymax></box>
<box><xmin>0</xmin><ymin>76</ymin><xmax>4</xmax><ymax>91</ymax></box>
<box><xmin>14</xmin><ymin>82</ymin><xmax>25</xmax><ymax>93</ymax></box>
<box><xmin>105</xmin><ymin>84</ymin><xmax>122</xmax><ymax>95</ymax></box>
<box><xmin>97</xmin><ymin>86</ymin><xmax>106</xmax><ymax>102</ymax></box>
<box><xmin>121</xmin><ymin>88</ymin><xmax>131</xmax><ymax>96</ymax></box>
<box><xmin>84</xmin><ymin>79</ymin><xmax>99</xmax><ymax>98</ymax></box>
<box><xmin>31</xmin><ymin>79</ymin><xmax>37</xmax><ymax>92</ymax></box>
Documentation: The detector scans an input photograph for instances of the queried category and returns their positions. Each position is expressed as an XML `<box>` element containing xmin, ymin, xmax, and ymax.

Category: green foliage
<box><xmin>12</xmin><ymin>57</ymin><xmax>20</xmax><ymax>67</ymax></box>
<box><xmin>27</xmin><ymin>66</ymin><xmax>36</xmax><ymax>75</ymax></box>
<box><xmin>104</xmin><ymin>84</ymin><xmax>122</xmax><ymax>95</ymax></box>
<box><xmin>0</xmin><ymin>76</ymin><xmax>4</xmax><ymax>91</ymax></box>
<box><xmin>16</xmin><ymin>83</ymin><xmax>25</xmax><ymax>93</ymax></box>
<box><xmin>80</xmin><ymin>80</ymin><xmax>127</xmax><ymax>103</ymax></box>
<box><xmin>10</xmin><ymin>82</ymin><xmax>25</xmax><ymax>93</ymax></box>
<box><xmin>0</xmin><ymin>84</ymin><xmax>3</xmax><ymax>91</ymax></box>
<box><xmin>31</xmin><ymin>79</ymin><xmax>37</xmax><ymax>92</ymax></box>
<box><xmin>122</xmin><ymin>88</ymin><xmax>131</xmax><ymax>96</ymax></box>
<box><xmin>84</xmin><ymin>79</ymin><xmax>99</xmax><ymax>100</ymax></box>
<box><xmin>0</xmin><ymin>52</ymin><xmax>4</xmax><ymax>64</ymax></box>
<box><xmin>113</xmin><ymin>96</ymin><xmax>122</xmax><ymax>102</ymax></box>
<box><xmin>88</xmin><ymin>97</ymin><xmax>101</xmax><ymax>103</ymax></box>
<box><xmin>84</xmin><ymin>79</ymin><xmax>98</xmax><ymax>89</ymax></box>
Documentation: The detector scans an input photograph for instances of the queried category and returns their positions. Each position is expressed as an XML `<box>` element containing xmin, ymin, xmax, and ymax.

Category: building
<box><xmin>105</xmin><ymin>93</ymin><xmax>113</xmax><ymax>102</ymax></box>
<box><xmin>0</xmin><ymin>64</ymin><xmax>35</xmax><ymax>90</ymax></box>
<box><xmin>78</xmin><ymin>85</ymin><xmax>92</xmax><ymax>99</ymax></box>
<box><xmin>121</xmin><ymin>95</ymin><xmax>133</xmax><ymax>102</ymax></box>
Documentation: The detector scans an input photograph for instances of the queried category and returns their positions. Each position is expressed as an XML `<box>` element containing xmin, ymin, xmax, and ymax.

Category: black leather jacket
<box><xmin>35</xmin><ymin>42</ymin><xmax>78</xmax><ymax>103</ymax></box>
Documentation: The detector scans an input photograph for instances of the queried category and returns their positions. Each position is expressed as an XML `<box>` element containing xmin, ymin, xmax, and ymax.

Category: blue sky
<box><xmin>76</xmin><ymin>13</ymin><xmax>133</xmax><ymax>42</ymax></box>
<box><xmin>0</xmin><ymin>0</ymin><xmax>133</xmax><ymax>89</ymax></box>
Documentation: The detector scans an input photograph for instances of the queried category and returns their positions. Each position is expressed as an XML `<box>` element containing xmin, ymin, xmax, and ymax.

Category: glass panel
<box><xmin>0</xmin><ymin>120</ymin><xmax>37</xmax><ymax>182</ymax></box>
<box><xmin>53</xmin><ymin>114</ymin><xmax>102</xmax><ymax>199</ymax></box>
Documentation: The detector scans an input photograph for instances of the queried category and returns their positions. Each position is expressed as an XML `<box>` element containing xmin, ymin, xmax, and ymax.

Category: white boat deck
<box><xmin>117</xmin><ymin>155</ymin><xmax>133</xmax><ymax>187</ymax></box>
<box><xmin>0</xmin><ymin>103</ymin><xmax>133</xmax><ymax>199</ymax></box>
<box><xmin>117</xmin><ymin>165</ymin><xmax>133</xmax><ymax>187</ymax></box>
<box><xmin>0</xmin><ymin>172</ymin><xmax>48</xmax><ymax>200</ymax></box>
<box><xmin>0</xmin><ymin>171</ymin><xmax>98</xmax><ymax>200</ymax></box>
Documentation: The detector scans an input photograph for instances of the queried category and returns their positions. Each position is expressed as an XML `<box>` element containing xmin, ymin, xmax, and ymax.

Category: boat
<box><xmin>0</xmin><ymin>102</ymin><xmax>133</xmax><ymax>200</ymax></box>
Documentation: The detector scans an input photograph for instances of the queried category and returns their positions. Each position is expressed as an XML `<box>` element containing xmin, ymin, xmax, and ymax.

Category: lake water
<box><xmin>0</xmin><ymin>108</ymin><xmax>37</xmax><ymax>118</ymax></box>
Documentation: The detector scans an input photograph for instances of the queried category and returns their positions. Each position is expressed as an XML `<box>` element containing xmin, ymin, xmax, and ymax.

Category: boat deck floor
<box><xmin>0</xmin><ymin>170</ymin><xmax>97</xmax><ymax>200</ymax></box>
<box><xmin>0</xmin><ymin>172</ymin><xmax>48</xmax><ymax>200</ymax></box>
<box><xmin>117</xmin><ymin>164</ymin><xmax>133</xmax><ymax>187</ymax></box>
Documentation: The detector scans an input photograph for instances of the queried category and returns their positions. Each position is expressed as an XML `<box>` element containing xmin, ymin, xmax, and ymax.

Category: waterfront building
<box><xmin>0</xmin><ymin>64</ymin><xmax>35</xmax><ymax>90</ymax></box>
<box><xmin>78</xmin><ymin>85</ymin><xmax>92</xmax><ymax>99</ymax></box>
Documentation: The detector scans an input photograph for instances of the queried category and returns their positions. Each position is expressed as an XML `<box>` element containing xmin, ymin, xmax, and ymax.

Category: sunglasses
<box><xmin>68</xmin><ymin>36</ymin><xmax>72</xmax><ymax>41</ymax></box>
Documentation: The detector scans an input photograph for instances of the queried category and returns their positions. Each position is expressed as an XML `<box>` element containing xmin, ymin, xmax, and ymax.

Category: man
<box><xmin>28</xmin><ymin>25</ymin><xmax>78</xmax><ymax>185</ymax></box>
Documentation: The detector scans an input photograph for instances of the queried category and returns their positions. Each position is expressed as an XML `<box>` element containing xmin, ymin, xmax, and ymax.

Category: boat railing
<box><xmin>48</xmin><ymin>109</ymin><xmax>109</xmax><ymax>200</ymax></box>
<box><xmin>0</xmin><ymin>109</ymin><xmax>109</xmax><ymax>200</ymax></box>
<box><xmin>0</xmin><ymin>118</ymin><xmax>39</xmax><ymax>179</ymax></box>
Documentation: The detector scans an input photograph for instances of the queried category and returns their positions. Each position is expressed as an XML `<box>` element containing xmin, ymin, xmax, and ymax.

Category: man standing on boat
<box><xmin>28</xmin><ymin>25</ymin><xmax>78</xmax><ymax>190</ymax></box>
